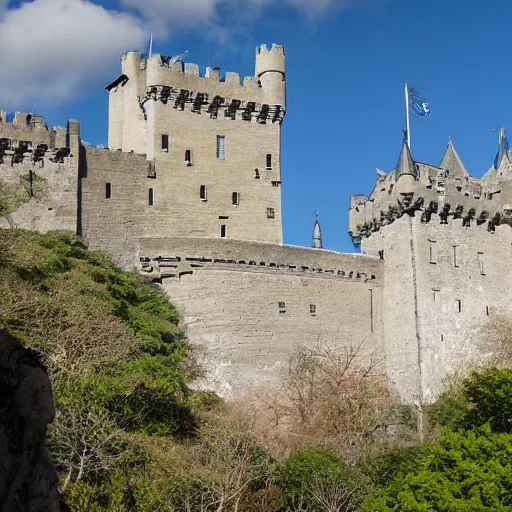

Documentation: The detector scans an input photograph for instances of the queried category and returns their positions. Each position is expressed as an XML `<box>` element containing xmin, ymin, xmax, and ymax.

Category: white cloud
<box><xmin>118</xmin><ymin>0</ymin><xmax>355</xmax><ymax>38</ymax></box>
<box><xmin>0</xmin><ymin>0</ymin><xmax>145</xmax><ymax>108</ymax></box>
<box><xmin>119</xmin><ymin>0</ymin><xmax>218</xmax><ymax>36</ymax></box>
<box><xmin>0</xmin><ymin>0</ymin><xmax>363</xmax><ymax>108</ymax></box>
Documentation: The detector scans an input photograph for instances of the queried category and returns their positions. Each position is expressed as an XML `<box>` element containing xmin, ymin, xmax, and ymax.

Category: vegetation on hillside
<box><xmin>2</xmin><ymin>228</ymin><xmax>512</xmax><ymax>511</ymax></box>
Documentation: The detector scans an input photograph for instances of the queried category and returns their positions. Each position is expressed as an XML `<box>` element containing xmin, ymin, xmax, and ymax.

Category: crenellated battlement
<box><xmin>349</xmin><ymin>137</ymin><xmax>512</xmax><ymax>244</ymax></box>
<box><xmin>115</xmin><ymin>49</ymin><xmax>286</xmax><ymax>108</ymax></box>
<box><xmin>0</xmin><ymin>116</ymin><xmax>80</xmax><ymax>168</ymax></box>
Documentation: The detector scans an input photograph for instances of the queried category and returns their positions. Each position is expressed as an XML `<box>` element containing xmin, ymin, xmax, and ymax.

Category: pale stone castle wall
<box><xmin>2</xmin><ymin>44</ymin><xmax>511</xmax><ymax>404</ymax></box>
<box><xmin>0</xmin><ymin>111</ymin><xmax>79</xmax><ymax>233</ymax></box>
<box><xmin>138</xmin><ymin>237</ymin><xmax>384</xmax><ymax>396</ymax></box>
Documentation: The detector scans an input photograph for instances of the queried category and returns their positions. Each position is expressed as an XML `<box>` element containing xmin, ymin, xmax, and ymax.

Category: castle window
<box><xmin>255</xmin><ymin>169</ymin><xmax>260</xmax><ymax>179</ymax></box>
<box><xmin>433</xmin><ymin>289</ymin><xmax>440</xmax><ymax>302</ymax></box>
<box><xmin>478</xmin><ymin>252</ymin><xmax>485</xmax><ymax>275</ymax></box>
<box><xmin>161</xmin><ymin>134</ymin><xmax>169</xmax><ymax>152</ymax></box>
<box><xmin>453</xmin><ymin>246</ymin><xmax>459</xmax><ymax>268</ymax></box>
<box><xmin>148</xmin><ymin>188</ymin><xmax>154</xmax><ymax>206</ymax></box>
<box><xmin>369</xmin><ymin>288</ymin><xmax>374</xmax><ymax>332</ymax></box>
<box><xmin>105</xmin><ymin>183</ymin><xmax>111</xmax><ymax>199</ymax></box>
<box><xmin>217</xmin><ymin>135</ymin><xmax>225</xmax><ymax>159</ymax></box>
<box><xmin>185</xmin><ymin>149</ymin><xmax>192</xmax><ymax>166</ymax></box>
<box><xmin>279</xmin><ymin>301</ymin><xmax>286</xmax><ymax>313</ymax></box>
<box><xmin>486</xmin><ymin>306</ymin><xmax>490</xmax><ymax>316</ymax></box>
<box><xmin>310</xmin><ymin>304</ymin><xmax>316</xmax><ymax>314</ymax></box>
<box><xmin>220</xmin><ymin>224</ymin><xmax>226</xmax><ymax>238</ymax></box>
<box><xmin>267</xmin><ymin>208</ymin><xmax>275</xmax><ymax>219</ymax></box>
<box><xmin>429</xmin><ymin>240</ymin><xmax>437</xmax><ymax>264</ymax></box>
<box><xmin>457</xmin><ymin>300</ymin><xmax>462</xmax><ymax>313</ymax></box>
<box><xmin>232</xmin><ymin>192</ymin><xmax>240</xmax><ymax>205</ymax></box>
<box><xmin>200</xmin><ymin>185</ymin><xmax>207</xmax><ymax>201</ymax></box>
<box><xmin>266</xmin><ymin>153</ymin><xmax>272</xmax><ymax>170</ymax></box>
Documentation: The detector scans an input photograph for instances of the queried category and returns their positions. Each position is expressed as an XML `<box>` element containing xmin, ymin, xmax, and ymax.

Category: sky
<box><xmin>0</xmin><ymin>0</ymin><xmax>510</xmax><ymax>252</ymax></box>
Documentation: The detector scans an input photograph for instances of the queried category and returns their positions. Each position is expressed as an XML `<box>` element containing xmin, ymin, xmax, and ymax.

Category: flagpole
<box><xmin>405</xmin><ymin>82</ymin><xmax>411</xmax><ymax>150</ymax></box>
<box><xmin>149</xmin><ymin>33</ymin><xmax>153</xmax><ymax>57</ymax></box>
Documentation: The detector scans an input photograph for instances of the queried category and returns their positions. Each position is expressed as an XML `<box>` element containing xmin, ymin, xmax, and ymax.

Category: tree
<box><xmin>428</xmin><ymin>367</ymin><xmax>512</xmax><ymax>433</ymax></box>
<box><xmin>277</xmin><ymin>446</ymin><xmax>369</xmax><ymax>512</ymax></box>
<box><xmin>364</xmin><ymin>368</ymin><xmax>512</xmax><ymax>511</ymax></box>
<box><xmin>361</xmin><ymin>427</ymin><xmax>512</xmax><ymax>512</ymax></box>
<box><xmin>239</xmin><ymin>342</ymin><xmax>396</xmax><ymax>462</ymax></box>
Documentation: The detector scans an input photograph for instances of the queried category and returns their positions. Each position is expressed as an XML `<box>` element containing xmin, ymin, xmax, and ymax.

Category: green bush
<box><xmin>361</xmin><ymin>427</ymin><xmax>512</xmax><ymax>512</ymax></box>
<box><xmin>277</xmin><ymin>446</ymin><xmax>369</xmax><ymax>511</ymax></box>
<box><xmin>0</xmin><ymin>228</ymin><xmax>210</xmax><ymax>510</ymax></box>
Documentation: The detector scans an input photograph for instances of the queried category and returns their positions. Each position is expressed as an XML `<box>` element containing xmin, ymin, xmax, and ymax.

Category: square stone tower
<box><xmin>105</xmin><ymin>44</ymin><xmax>286</xmax><ymax>244</ymax></box>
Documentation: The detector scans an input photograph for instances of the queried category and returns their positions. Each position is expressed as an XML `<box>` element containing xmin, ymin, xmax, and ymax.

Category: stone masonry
<box><xmin>2</xmin><ymin>44</ymin><xmax>511</xmax><ymax>404</ymax></box>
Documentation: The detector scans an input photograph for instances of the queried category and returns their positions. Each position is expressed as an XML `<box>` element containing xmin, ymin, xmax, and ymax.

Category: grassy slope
<box><xmin>0</xmin><ymin>228</ymin><xmax>216</xmax><ymax>509</ymax></box>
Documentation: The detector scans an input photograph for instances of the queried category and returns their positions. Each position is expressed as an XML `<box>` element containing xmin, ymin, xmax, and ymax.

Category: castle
<box><xmin>2</xmin><ymin>44</ymin><xmax>511</xmax><ymax>405</ymax></box>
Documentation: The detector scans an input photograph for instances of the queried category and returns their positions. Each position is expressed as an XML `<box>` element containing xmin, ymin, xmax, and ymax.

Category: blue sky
<box><xmin>1</xmin><ymin>0</ymin><xmax>509</xmax><ymax>252</ymax></box>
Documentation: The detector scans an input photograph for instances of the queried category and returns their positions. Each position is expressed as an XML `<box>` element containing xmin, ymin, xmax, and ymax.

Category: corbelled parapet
<box><xmin>349</xmin><ymin>137</ymin><xmax>512</xmax><ymax>245</ymax></box>
<box><xmin>111</xmin><ymin>44</ymin><xmax>286</xmax><ymax>123</ymax></box>
<box><xmin>0</xmin><ymin>112</ymin><xmax>79</xmax><ymax>166</ymax></box>
<box><xmin>138</xmin><ymin>237</ymin><xmax>380</xmax><ymax>283</ymax></box>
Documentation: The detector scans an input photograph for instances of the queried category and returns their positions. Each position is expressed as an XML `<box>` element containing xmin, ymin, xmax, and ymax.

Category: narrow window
<box><xmin>429</xmin><ymin>240</ymin><xmax>437</xmax><ymax>264</ymax></box>
<box><xmin>278</xmin><ymin>301</ymin><xmax>286</xmax><ymax>313</ymax></box>
<box><xmin>478</xmin><ymin>252</ymin><xmax>485</xmax><ymax>275</ymax></box>
<box><xmin>310</xmin><ymin>304</ymin><xmax>316</xmax><ymax>314</ymax></box>
<box><xmin>369</xmin><ymin>288</ymin><xmax>374</xmax><ymax>332</ymax></box>
<box><xmin>456</xmin><ymin>300</ymin><xmax>462</xmax><ymax>313</ymax></box>
<box><xmin>441</xmin><ymin>334</ymin><xmax>444</xmax><ymax>341</ymax></box>
<box><xmin>433</xmin><ymin>289</ymin><xmax>440</xmax><ymax>302</ymax></box>
<box><xmin>267</xmin><ymin>207</ymin><xmax>275</xmax><ymax>219</ymax></box>
<box><xmin>232</xmin><ymin>192</ymin><xmax>240</xmax><ymax>205</ymax></box>
<box><xmin>216</xmin><ymin>135</ymin><xmax>225</xmax><ymax>159</ymax></box>
<box><xmin>266</xmin><ymin>153</ymin><xmax>272</xmax><ymax>170</ymax></box>
<box><xmin>28</xmin><ymin>170</ymin><xmax>34</xmax><ymax>197</ymax></box>
<box><xmin>486</xmin><ymin>306</ymin><xmax>490</xmax><ymax>316</ymax></box>
<box><xmin>220</xmin><ymin>224</ymin><xmax>226</xmax><ymax>238</ymax></box>
<box><xmin>161</xmin><ymin>134</ymin><xmax>169</xmax><ymax>152</ymax></box>
<box><xmin>185</xmin><ymin>149</ymin><xmax>191</xmax><ymax>165</ymax></box>
<box><xmin>200</xmin><ymin>185</ymin><xmax>207</xmax><ymax>201</ymax></box>
<box><xmin>148</xmin><ymin>188</ymin><xmax>154</xmax><ymax>206</ymax></box>
<box><xmin>255</xmin><ymin>169</ymin><xmax>260</xmax><ymax>179</ymax></box>
<box><xmin>105</xmin><ymin>182</ymin><xmax>111</xmax><ymax>199</ymax></box>
<box><xmin>453</xmin><ymin>246</ymin><xmax>459</xmax><ymax>267</ymax></box>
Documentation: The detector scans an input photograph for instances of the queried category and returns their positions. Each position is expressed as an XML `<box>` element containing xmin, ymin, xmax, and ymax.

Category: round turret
<box><xmin>255</xmin><ymin>44</ymin><xmax>286</xmax><ymax>77</ymax></box>
<box><xmin>121</xmin><ymin>51</ymin><xmax>142</xmax><ymax>81</ymax></box>
<box><xmin>255</xmin><ymin>44</ymin><xmax>286</xmax><ymax>107</ymax></box>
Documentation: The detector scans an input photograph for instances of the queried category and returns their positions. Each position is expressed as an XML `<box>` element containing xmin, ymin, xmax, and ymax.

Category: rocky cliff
<box><xmin>0</xmin><ymin>328</ymin><xmax>60</xmax><ymax>511</ymax></box>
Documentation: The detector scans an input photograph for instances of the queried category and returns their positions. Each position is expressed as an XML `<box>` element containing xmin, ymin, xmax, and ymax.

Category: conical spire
<box><xmin>440</xmin><ymin>139</ymin><xmax>468</xmax><ymax>176</ymax></box>
<box><xmin>494</xmin><ymin>127</ymin><xmax>511</xmax><ymax>170</ymax></box>
<box><xmin>312</xmin><ymin>211</ymin><xmax>322</xmax><ymax>249</ymax></box>
<box><xmin>394</xmin><ymin>138</ymin><xmax>418</xmax><ymax>180</ymax></box>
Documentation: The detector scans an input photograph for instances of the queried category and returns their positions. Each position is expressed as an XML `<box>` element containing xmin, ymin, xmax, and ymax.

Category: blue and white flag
<box><xmin>409</xmin><ymin>87</ymin><xmax>431</xmax><ymax>118</ymax></box>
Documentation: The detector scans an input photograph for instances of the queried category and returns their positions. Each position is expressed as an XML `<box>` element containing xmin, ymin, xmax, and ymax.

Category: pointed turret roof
<box><xmin>494</xmin><ymin>128</ymin><xmax>511</xmax><ymax>170</ymax></box>
<box><xmin>394</xmin><ymin>139</ymin><xmax>417</xmax><ymax>180</ymax></box>
<box><xmin>440</xmin><ymin>139</ymin><xmax>468</xmax><ymax>177</ymax></box>
<box><xmin>312</xmin><ymin>211</ymin><xmax>322</xmax><ymax>249</ymax></box>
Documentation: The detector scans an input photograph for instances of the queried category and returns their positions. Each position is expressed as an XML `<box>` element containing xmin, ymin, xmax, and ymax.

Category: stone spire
<box><xmin>493</xmin><ymin>127</ymin><xmax>511</xmax><ymax>171</ymax></box>
<box><xmin>312</xmin><ymin>211</ymin><xmax>322</xmax><ymax>249</ymax></box>
<box><xmin>440</xmin><ymin>139</ymin><xmax>468</xmax><ymax>177</ymax></box>
<box><xmin>394</xmin><ymin>138</ymin><xmax>418</xmax><ymax>181</ymax></box>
